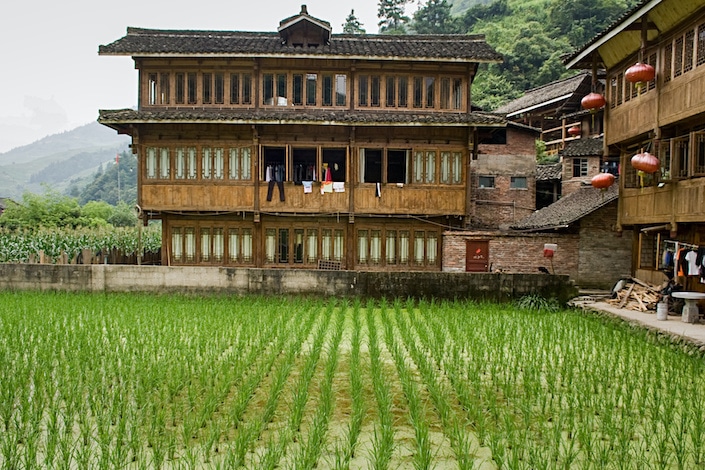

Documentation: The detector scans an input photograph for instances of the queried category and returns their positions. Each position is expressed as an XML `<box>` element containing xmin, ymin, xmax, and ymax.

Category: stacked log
<box><xmin>607</xmin><ymin>277</ymin><xmax>662</xmax><ymax>312</ymax></box>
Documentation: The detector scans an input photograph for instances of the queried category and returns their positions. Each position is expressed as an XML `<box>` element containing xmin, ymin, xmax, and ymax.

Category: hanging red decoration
<box><xmin>581</xmin><ymin>92</ymin><xmax>606</xmax><ymax>112</ymax></box>
<box><xmin>630</xmin><ymin>152</ymin><xmax>660</xmax><ymax>174</ymax></box>
<box><xmin>567</xmin><ymin>125</ymin><xmax>581</xmax><ymax>137</ymax></box>
<box><xmin>625</xmin><ymin>62</ymin><xmax>655</xmax><ymax>86</ymax></box>
<box><xmin>591</xmin><ymin>172</ymin><xmax>615</xmax><ymax>189</ymax></box>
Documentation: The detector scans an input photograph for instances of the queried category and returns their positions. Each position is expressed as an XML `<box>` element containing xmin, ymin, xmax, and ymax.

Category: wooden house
<box><xmin>98</xmin><ymin>6</ymin><xmax>506</xmax><ymax>270</ymax></box>
<box><xmin>566</xmin><ymin>0</ymin><xmax>705</xmax><ymax>287</ymax></box>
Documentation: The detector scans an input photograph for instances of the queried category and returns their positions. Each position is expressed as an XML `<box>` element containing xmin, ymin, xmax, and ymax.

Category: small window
<box><xmin>511</xmin><ymin>176</ymin><xmax>527</xmax><ymax>189</ymax></box>
<box><xmin>572</xmin><ymin>158</ymin><xmax>588</xmax><ymax>177</ymax></box>
<box><xmin>478</xmin><ymin>176</ymin><xmax>495</xmax><ymax>188</ymax></box>
<box><xmin>361</xmin><ymin>149</ymin><xmax>382</xmax><ymax>183</ymax></box>
<box><xmin>387</xmin><ymin>149</ymin><xmax>409</xmax><ymax>184</ymax></box>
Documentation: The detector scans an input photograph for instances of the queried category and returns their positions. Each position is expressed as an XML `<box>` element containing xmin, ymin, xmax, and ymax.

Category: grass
<box><xmin>1</xmin><ymin>291</ymin><xmax>705</xmax><ymax>469</ymax></box>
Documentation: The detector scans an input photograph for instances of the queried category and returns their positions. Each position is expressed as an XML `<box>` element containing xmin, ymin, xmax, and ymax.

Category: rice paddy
<box><xmin>1</xmin><ymin>291</ymin><xmax>704</xmax><ymax>469</ymax></box>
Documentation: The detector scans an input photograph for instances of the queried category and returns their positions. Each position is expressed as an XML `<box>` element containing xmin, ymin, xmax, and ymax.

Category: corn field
<box><xmin>1</xmin><ymin>292</ymin><xmax>705</xmax><ymax>469</ymax></box>
<box><xmin>0</xmin><ymin>226</ymin><xmax>161</xmax><ymax>263</ymax></box>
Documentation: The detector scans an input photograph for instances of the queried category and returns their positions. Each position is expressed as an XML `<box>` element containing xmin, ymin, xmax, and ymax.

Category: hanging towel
<box><xmin>375</xmin><ymin>182</ymin><xmax>382</xmax><ymax>198</ymax></box>
<box><xmin>303</xmin><ymin>181</ymin><xmax>313</xmax><ymax>194</ymax></box>
<box><xmin>333</xmin><ymin>182</ymin><xmax>345</xmax><ymax>192</ymax></box>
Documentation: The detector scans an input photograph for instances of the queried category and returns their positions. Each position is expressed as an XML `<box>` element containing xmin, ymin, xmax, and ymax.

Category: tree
<box><xmin>378</xmin><ymin>0</ymin><xmax>410</xmax><ymax>34</ymax></box>
<box><xmin>0</xmin><ymin>190</ymin><xmax>84</xmax><ymax>230</ymax></box>
<box><xmin>79</xmin><ymin>151</ymin><xmax>137</xmax><ymax>206</ymax></box>
<box><xmin>342</xmin><ymin>9</ymin><xmax>366</xmax><ymax>34</ymax></box>
<box><xmin>548</xmin><ymin>0</ymin><xmax>639</xmax><ymax>48</ymax></box>
<box><xmin>411</xmin><ymin>0</ymin><xmax>461</xmax><ymax>34</ymax></box>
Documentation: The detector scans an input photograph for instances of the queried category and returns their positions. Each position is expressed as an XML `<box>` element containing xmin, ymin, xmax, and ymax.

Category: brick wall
<box><xmin>444</xmin><ymin>203</ymin><xmax>633</xmax><ymax>290</ymax></box>
<box><xmin>578</xmin><ymin>201</ymin><xmax>633</xmax><ymax>288</ymax></box>
<box><xmin>562</xmin><ymin>155</ymin><xmax>601</xmax><ymax>196</ymax></box>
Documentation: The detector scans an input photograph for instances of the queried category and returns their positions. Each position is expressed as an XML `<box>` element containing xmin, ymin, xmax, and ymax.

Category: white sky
<box><xmin>0</xmin><ymin>0</ymin><xmax>389</xmax><ymax>153</ymax></box>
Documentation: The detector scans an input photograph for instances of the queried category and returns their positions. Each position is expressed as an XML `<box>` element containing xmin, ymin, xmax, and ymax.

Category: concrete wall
<box><xmin>0</xmin><ymin>264</ymin><xmax>578</xmax><ymax>304</ymax></box>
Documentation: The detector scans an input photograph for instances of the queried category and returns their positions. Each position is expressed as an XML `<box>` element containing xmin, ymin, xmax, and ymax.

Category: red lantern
<box><xmin>581</xmin><ymin>92</ymin><xmax>606</xmax><ymax>112</ymax></box>
<box><xmin>567</xmin><ymin>125</ymin><xmax>581</xmax><ymax>137</ymax></box>
<box><xmin>630</xmin><ymin>152</ymin><xmax>660</xmax><ymax>174</ymax></box>
<box><xmin>625</xmin><ymin>62</ymin><xmax>655</xmax><ymax>86</ymax></box>
<box><xmin>591</xmin><ymin>172</ymin><xmax>615</xmax><ymax>189</ymax></box>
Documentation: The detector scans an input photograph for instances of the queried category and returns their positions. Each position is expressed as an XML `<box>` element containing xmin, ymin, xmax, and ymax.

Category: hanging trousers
<box><xmin>266</xmin><ymin>180</ymin><xmax>285</xmax><ymax>201</ymax></box>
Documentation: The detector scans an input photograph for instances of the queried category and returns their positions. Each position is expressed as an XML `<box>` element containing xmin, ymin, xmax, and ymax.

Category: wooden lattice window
<box><xmin>693</xmin><ymin>131</ymin><xmax>705</xmax><ymax>176</ymax></box>
<box><xmin>685</xmin><ymin>30</ymin><xmax>695</xmax><ymax>74</ymax></box>
<box><xmin>698</xmin><ymin>23</ymin><xmax>705</xmax><ymax>66</ymax></box>
<box><xmin>674</xmin><ymin>36</ymin><xmax>684</xmax><ymax>77</ymax></box>
<box><xmin>664</xmin><ymin>44</ymin><xmax>673</xmax><ymax>83</ymax></box>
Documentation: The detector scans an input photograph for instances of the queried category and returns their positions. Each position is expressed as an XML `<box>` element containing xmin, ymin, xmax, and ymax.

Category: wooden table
<box><xmin>671</xmin><ymin>292</ymin><xmax>705</xmax><ymax>323</ymax></box>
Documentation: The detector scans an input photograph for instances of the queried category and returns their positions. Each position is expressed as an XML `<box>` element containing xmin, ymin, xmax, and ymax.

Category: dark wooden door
<box><xmin>466</xmin><ymin>240</ymin><xmax>489</xmax><ymax>272</ymax></box>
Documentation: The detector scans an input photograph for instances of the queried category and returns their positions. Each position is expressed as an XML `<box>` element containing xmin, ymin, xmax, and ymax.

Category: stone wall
<box><xmin>0</xmin><ymin>264</ymin><xmax>578</xmax><ymax>304</ymax></box>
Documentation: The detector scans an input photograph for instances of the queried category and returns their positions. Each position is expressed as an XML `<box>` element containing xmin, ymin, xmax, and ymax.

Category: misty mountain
<box><xmin>0</xmin><ymin>121</ymin><xmax>129</xmax><ymax>199</ymax></box>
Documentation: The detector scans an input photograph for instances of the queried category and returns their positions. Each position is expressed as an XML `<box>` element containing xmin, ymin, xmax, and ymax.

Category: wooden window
<box><xmin>262</xmin><ymin>73</ymin><xmax>287</xmax><ymax>105</ymax></box>
<box><xmin>214</xmin><ymin>73</ymin><xmax>224</xmax><ymax>104</ymax></box>
<box><xmin>203</xmin><ymin>73</ymin><xmax>212</xmax><ymax>104</ymax></box>
<box><xmin>414</xmin><ymin>231</ymin><xmax>425</xmax><ymax>266</ymax></box>
<box><xmin>675</xmin><ymin>36</ymin><xmax>684</xmax><ymax>78</ymax></box>
<box><xmin>277</xmin><ymin>228</ymin><xmax>289</xmax><ymax>263</ymax></box>
<box><xmin>334</xmin><ymin>230</ymin><xmax>344</xmax><ymax>262</ymax></box>
<box><xmin>175</xmin><ymin>148</ymin><xmax>186</xmax><ymax>179</ymax></box>
<box><xmin>159</xmin><ymin>148</ymin><xmax>170</xmax><ymax>179</ymax></box>
<box><xmin>230</xmin><ymin>74</ymin><xmax>240</xmax><ymax>104</ymax></box>
<box><xmin>698</xmin><ymin>23</ymin><xmax>705</xmax><ymax>67</ymax></box>
<box><xmin>357</xmin><ymin>230</ymin><xmax>368</xmax><ymax>264</ymax></box>
<box><xmin>159</xmin><ymin>73</ymin><xmax>170</xmax><ymax>104</ymax></box>
<box><xmin>292</xmin><ymin>148</ymin><xmax>317</xmax><ymax>183</ymax></box>
<box><xmin>425</xmin><ymin>77</ymin><xmax>435</xmax><ymax>108</ymax></box>
<box><xmin>453</xmin><ymin>78</ymin><xmax>463</xmax><ymax>110</ymax></box>
<box><xmin>202</xmin><ymin>148</ymin><xmax>212</xmax><ymax>179</ymax></box>
<box><xmin>265</xmin><ymin>229</ymin><xmax>276</xmax><ymax>263</ymax></box>
<box><xmin>659</xmin><ymin>139</ymin><xmax>672</xmax><ymax>180</ymax></box>
<box><xmin>323</xmin><ymin>75</ymin><xmax>333</xmax><ymax>106</ymax></box>
<box><xmin>370</xmin><ymin>230</ymin><xmax>382</xmax><ymax>265</ymax></box>
<box><xmin>370</xmin><ymin>75</ymin><xmax>381</xmax><ymax>107</ymax></box>
<box><xmin>322</xmin><ymin>148</ymin><xmax>346</xmax><ymax>182</ymax></box>
<box><xmin>307</xmin><ymin>74</ymin><xmax>317</xmax><ymax>105</ymax></box>
<box><xmin>213</xmin><ymin>228</ymin><xmax>224</xmax><ymax>262</ymax></box>
<box><xmin>572</xmin><ymin>158</ymin><xmax>588</xmax><ymax>177</ymax></box>
<box><xmin>229</xmin><ymin>147</ymin><xmax>251</xmax><ymax>180</ymax></box>
<box><xmin>175</xmin><ymin>73</ymin><xmax>185</xmax><ymax>104</ymax></box>
<box><xmin>293</xmin><ymin>74</ymin><xmax>303</xmax><ymax>105</ymax></box>
<box><xmin>184</xmin><ymin>227</ymin><xmax>196</xmax><ymax>262</ymax></box>
<box><xmin>242</xmin><ymin>74</ymin><xmax>252</xmax><ymax>104</ymax></box>
<box><xmin>387</xmin><ymin>149</ymin><xmax>409</xmax><ymax>184</ymax></box>
<box><xmin>307</xmin><ymin>229</ymin><xmax>318</xmax><ymax>263</ymax></box>
<box><xmin>427</xmin><ymin>232</ymin><xmax>438</xmax><ymax>265</ymax></box>
<box><xmin>694</xmin><ymin>131</ymin><xmax>705</xmax><ymax>175</ymax></box>
<box><xmin>200</xmin><ymin>228</ymin><xmax>211</xmax><ymax>262</ymax></box>
<box><xmin>647</xmin><ymin>53</ymin><xmax>657</xmax><ymax>91</ymax></box>
<box><xmin>213</xmin><ymin>148</ymin><xmax>224</xmax><ymax>179</ymax></box>
<box><xmin>386</xmin><ymin>230</ymin><xmax>396</xmax><ymax>265</ymax></box>
<box><xmin>361</xmin><ymin>148</ymin><xmax>382</xmax><ymax>183</ymax></box>
<box><xmin>187</xmin><ymin>73</ymin><xmax>197</xmax><ymax>104</ymax></box>
<box><xmin>146</xmin><ymin>148</ymin><xmax>157</xmax><ymax>179</ymax></box>
<box><xmin>187</xmin><ymin>148</ymin><xmax>197</xmax><ymax>179</ymax></box>
<box><xmin>413</xmin><ymin>151</ymin><xmax>424</xmax><ymax>183</ymax></box>
<box><xmin>440</xmin><ymin>78</ymin><xmax>451</xmax><ymax>109</ymax></box>
<box><xmin>440</xmin><ymin>151</ymin><xmax>462</xmax><ymax>184</ymax></box>
<box><xmin>322</xmin><ymin>229</ymin><xmax>333</xmax><ymax>261</ymax></box>
<box><xmin>294</xmin><ymin>229</ymin><xmax>305</xmax><ymax>264</ymax></box>
<box><xmin>664</xmin><ymin>43</ymin><xmax>673</xmax><ymax>83</ymax></box>
<box><xmin>413</xmin><ymin>76</ymin><xmax>423</xmax><ymax>108</ymax></box>
<box><xmin>398</xmin><ymin>77</ymin><xmax>408</xmax><ymax>107</ymax></box>
<box><xmin>673</xmin><ymin>137</ymin><xmax>690</xmax><ymax>178</ymax></box>
<box><xmin>335</xmin><ymin>74</ymin><xmax>347</xmax><ymax>106</ymax></box>
<box><xmin>685</xmin><ymin>30</ymin><xmax>695</xmax><ymax>74</ymax></box>
<box><xmin>358</xmin><ymin>75</ymin><xmax>368</xmax><ymax>106</ymax></box>
<box><xmin>171</xmin><ymin>228</ymin><xmax>182</xmax><ymax>262</ymax></box>
<box><xmin>399</xmin><ymin>231</ymin><xmax>410</xmax><ymax>265</ymax></box>
<box><xmin>386</xmin><ymin>77</ymin><xmax>396</xmax><ymax>107</ymax></box>
<box><xmin>228</xmin><ymin>228</ymin><xmax>253</xmax><ymax>263</ymax></box>
<box><xmin>148</xmin><ymin>73</ymin><xmax>158</xmax><ymax>105</ymax></box>
<box><xmin>616</xmin><ymin>73</ymin><xmax>623</xmax><ymax>105</ymax></box>
<box><xmin>411</xmin><ymin>230</ymin><xmax>439</xmax><ymax>267</ymax></box>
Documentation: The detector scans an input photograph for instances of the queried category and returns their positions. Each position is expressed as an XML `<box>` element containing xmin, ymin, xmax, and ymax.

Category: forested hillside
<box><xmin>373</xmin><ymin>0</ymin><xmax>640</xmax><ymax>109</ymax></box>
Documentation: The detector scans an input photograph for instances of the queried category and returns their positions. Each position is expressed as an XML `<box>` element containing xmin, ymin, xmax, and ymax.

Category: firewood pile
<box><xmin>607</xmin><ymin>277</ymin><xmax>663</xmax><ymax>312</ymax></box>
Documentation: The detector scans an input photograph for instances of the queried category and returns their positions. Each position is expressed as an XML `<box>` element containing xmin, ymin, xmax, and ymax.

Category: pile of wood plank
<box><xmin>607</xmin><ymin>277</ymin><xmax>663</xmax><ymax>312</ymax></box>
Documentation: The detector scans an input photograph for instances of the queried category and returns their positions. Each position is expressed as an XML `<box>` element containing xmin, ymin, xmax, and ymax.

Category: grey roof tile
<box><xmin>510</xmin><ymin>183</ymin><xmax>618</xmax><ymax>231</ymax></box>
<box><xmin>98</xmin><ymin>108</ymin><xmax>506</xmax><ymax>126</ymax></box>
<box><xmin>99</xmin><ymin>28</ymin><xmax>503</xmax><ymax>62</ymax></box>
<box><xmin>559</xmin><ymin>137</ymin><xmax>603</xmax><ymax>157</ymax></box>
<box><xmin>536</xmin><ymin>163</ymin><xmax>563</xmax><ymax>181</ymax></box>
<box><xmin>495</xmin><ymin>72</ymin><xmax>592</xmax><ymax>114</ymax></box>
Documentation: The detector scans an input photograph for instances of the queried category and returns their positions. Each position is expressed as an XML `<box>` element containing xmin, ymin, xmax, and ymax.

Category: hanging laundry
<box><xmin>375</xmin><ymin>182</ymin><xmax>381</xmax><ymax>198</ymax></box>
<box><xmin>321</xmin><ymin>165</ymin><xmax>333</xmax><ymax>194</ymax></box>
<box><xmin>333</xmin><ymin>182</ymin><xmax>345</xmax><ymax>192</ymax></box>
<box><xmin>685</xmin><ymin>249</ymin><xmax>699</xmax><ymax>276</ymax></box>
<box><xmin>303</xmin><ymin>181</ymin><xmax>313</xmax><ymax>194</ymax></box>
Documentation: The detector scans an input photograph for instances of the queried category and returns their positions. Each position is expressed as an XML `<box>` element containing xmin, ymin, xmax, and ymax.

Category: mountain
<box><xmin>0</xmin><ymin>121</ymin><xmax>129</xmax><ymax>199</ymax></box>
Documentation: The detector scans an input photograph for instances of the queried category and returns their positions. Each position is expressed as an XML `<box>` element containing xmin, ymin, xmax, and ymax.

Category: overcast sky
<box><xmin>0</xmin><ymin>0</ymin><xmax>390</xmax><ymax>153</ymax></box>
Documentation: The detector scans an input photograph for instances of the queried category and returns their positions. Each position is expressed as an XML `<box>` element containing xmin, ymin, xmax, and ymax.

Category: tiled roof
<box><xmin>99</xmin><ymin>28</ymin><xmax>503</xmax><ymax>63</ymax></box>
<box><xmin>559</xmin><ymin>137</ymin><xmax>603</xmax><ymax>157</ymax></box>
<box><xmin>495</xmin><ymin>72</ymin><xmax>592</xmax><ymax>115</ymax></box>
<box><xmin>536</xmin><ymin>163</ymin><xmax>562</xmax><ymax>181</ymax></box>
<box><xmin>98</xmin><ymin>108</ymin><xmax>506</xmax><ymax>127</ymax></box>
<box><xmin>510</xmin><ymin>183</ymin><xmax>618</xmax><ymax>231</ymax></box>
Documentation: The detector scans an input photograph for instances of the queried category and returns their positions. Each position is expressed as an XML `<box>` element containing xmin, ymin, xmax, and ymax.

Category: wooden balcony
<box><xmin>620</xmin><ymin>177</ymin><xmax>705</xmax><ymax>225</ymax></box>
